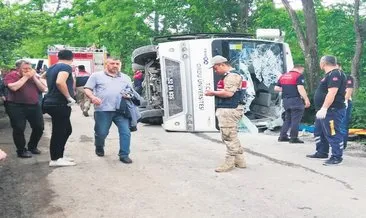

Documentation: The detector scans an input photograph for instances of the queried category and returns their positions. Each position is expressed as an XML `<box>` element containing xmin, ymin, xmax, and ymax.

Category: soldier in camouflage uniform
<box><xmin>205</xmin><ymin>55</ymin><xmax>246</xmax><ymax>173</ymax></box>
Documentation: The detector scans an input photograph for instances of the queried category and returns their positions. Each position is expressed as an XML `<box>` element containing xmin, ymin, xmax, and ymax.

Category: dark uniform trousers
<box><xmin>314</xmin><ymin>108</ymin><xmax>346</xmax><ymax>158</ymax></box>
<box><xmin>6</xmin><ymin>102</ymin><xmax>44</xmax><ymax>153</ymax></box>
<box><xmin>342</xmin><ymin>100</ymin><xmax>353</xmax><ymax>148</ymax></box>
<box><xmin>280</xmin><ymin>97</ymin><xmax>305</xmax><ymax>139</ymax></box>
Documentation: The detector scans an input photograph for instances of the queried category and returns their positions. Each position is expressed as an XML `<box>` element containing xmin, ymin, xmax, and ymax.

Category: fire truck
<box><xmin>47</xmin><ymin>45</ymin><xmax>107</xmax><ymax>74</ymax></box>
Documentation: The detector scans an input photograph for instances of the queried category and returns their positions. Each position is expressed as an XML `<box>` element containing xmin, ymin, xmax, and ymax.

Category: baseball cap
<box><xmin>209</xmin><ymin>55</ymin><xmax>228</xmax><ymax>68</ymax></box>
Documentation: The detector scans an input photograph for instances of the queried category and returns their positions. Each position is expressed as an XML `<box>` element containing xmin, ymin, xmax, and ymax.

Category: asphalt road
<box><xmin>1</xmin><ymin>107</ymin><xmax>366</xmax><ymax>218</ymax></box>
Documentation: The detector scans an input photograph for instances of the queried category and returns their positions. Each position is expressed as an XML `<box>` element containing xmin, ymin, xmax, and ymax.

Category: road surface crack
<box><xmin>193</xmin><ymin>133</ymin><xmax>353</xmax><ymax>190</ymax></box>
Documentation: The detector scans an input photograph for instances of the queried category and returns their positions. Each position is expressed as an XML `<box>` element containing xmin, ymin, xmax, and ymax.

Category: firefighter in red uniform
<box><xmin>275</xmin><ymin>65</ymin><xmax>311</xmax><ymax>143</ymax></box>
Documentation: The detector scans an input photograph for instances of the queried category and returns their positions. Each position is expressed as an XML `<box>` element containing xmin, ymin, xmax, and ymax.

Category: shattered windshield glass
<box><xmin>212</xmin><ymin>40</ymin><xmax>285</xmax><ymax>112</ymax></box>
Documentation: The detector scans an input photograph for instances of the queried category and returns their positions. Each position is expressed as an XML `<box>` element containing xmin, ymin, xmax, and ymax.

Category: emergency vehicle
<box><xmin>47</xmin><ymin>45</ymin><xmax>107</xmax><ymax>74</ymax></box>
<box><xmin>132</xmin><ymin>29</ymin><xmax>294</xmax><ymax>132</ymax></box>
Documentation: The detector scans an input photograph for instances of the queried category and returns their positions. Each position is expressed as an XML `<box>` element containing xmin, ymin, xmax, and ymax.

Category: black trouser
<box><xmin>44</xmin><ymin>106</ymin><xmax>72</xmax><ymax>160</ymax></box>
<box><xmin>280</xmin><ymin>97</ymin><xmax>305</xmax><ymax>139</ymax></box>
<box><xmin>6</xmin><ymin>102</ymin><xmax>44</xmax><ymax>153</ymax></box>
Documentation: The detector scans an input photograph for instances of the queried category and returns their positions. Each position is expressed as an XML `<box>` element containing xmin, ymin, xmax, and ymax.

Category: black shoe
<box><xmin>119</xmin><ymin>156</ymin><xmax>133</xmax><ymax>164</ymax></box>
<box><xmin>278</xmin><ymin>137</ymin><xmax>290</xmax><ymax>142</ymax></box>
<box><xmin>95</xmin><ymin>148</ymin><xmax>104</xmax><ymax>157</ymax></box>
<box><xmin>306</xmin><ymin>153</ymin><xmax>328</xmax><ymax>159</ymax></box>
<box><xmin>17</xmin><ymin>150</ymin><xmax>32</xmax><ymax>158</ymax></box>
<box><xmin>28</xmin><ymin>148</ymin><xmax>41</xmax><ymax>154</ymax></box>
<box><xmin>130</xmin><ymin>126</ymin><xmax>137</xmax><ymax>132</ymax></box>
<box><xmin>289</xmin><ymin>138</ymin><xmax>304</xmax><ymax>144</ymax></box>
<box><xmin>323</xmin><ymin>156</ymin><xmax>343</xmax><ymax>166</ymax></box>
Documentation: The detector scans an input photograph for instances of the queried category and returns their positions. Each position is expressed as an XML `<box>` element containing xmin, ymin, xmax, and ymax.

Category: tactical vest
<box><xmin>216</xmin><ymin>72</ymin><xmax>246</xmax><ymax>109</ymax></box>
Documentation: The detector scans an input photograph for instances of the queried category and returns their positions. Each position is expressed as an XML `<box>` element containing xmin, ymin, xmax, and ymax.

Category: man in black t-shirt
<box><xmin>43</xmin><ymin>49</ymin><xmax>76</xmax><ymax>167</ymax></box>
<box><xmin>337</xmin><ymin>62</ymin><xmax>354</xmax><ymax>149</ymax></box>
<box><xmin>307</xmin><ymin>56</ymin><xmax>347</xmax><ymax>166</ymax></box>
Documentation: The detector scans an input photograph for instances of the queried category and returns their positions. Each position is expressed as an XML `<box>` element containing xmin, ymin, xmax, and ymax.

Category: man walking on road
<box><xmin>43</xmin><ymin>50</ymin><xmax>76</xmax><ymax>167</ymax></box>
<box><xmin>75</xmin><ymin>65</ymin><xmax>91</xmax><ymax>117</ymax></box>
<box><xmin>307</xmin><ymin>56</ymin><xmax>347</xmax><ymax>166</ymax></box>
<box><xmin>4</xmin><ymin>60</ymin><xmax>46</xmax><ymax>158</ymax></box>
<box><xmin>84</xmin><ymin>57</ymin><xmax>134</xmax><ymax>164</ymax></box>
<box><xmin>275</xmin><ymin>65</ymin><xmax>311</xmax><ymax>143</ymax></box>
<box><xmin>205</xmin><ymin>55</ymin><xmax>246</xmax><ymax>173</ymax></box>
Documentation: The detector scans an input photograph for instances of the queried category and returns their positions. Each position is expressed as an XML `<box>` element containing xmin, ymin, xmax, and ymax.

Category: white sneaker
<box><xmin>62</xmin><ymin>156</ymin><xmax>75</xmax><ymax>162</ymax></box>
<box><xmin>49</xmin><ymin>158</ymin><xmax>76</xmax><ymax>167</ymax></box>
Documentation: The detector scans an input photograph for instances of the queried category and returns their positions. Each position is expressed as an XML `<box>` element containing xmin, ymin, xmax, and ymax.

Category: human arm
<box><xmin>32</xmin><ymin>73</ymin><xmax>47</xmax><ymax>92</ymax></box>
<box><xmin>56</xmin><ymin>71</ymin><xmax>75</xmax><ymax>105</ymax></box>
<box><xmin>205</xmin><ymin>73</ymin><xmax>240</xmax><ymax>98</ymax></box>
<box><xmin>84</xmin><ymin>88</ymin><xmax>102</xmax><ymax>105</ymax></box>
<box><xmin>345</xmin><ymin>88</ymin><xmax>353</xmax><ymax>101</ymax></box>
<box><xmin>204</xmin><ymin>89</ymin><xmax>234</xmax><ymax>98</ymax></box>
<box><xmin>5</xmin><ymin>71</ymin><xmax>33</xmax><ymax>92</ymax></box>
<box><xmin>84</xmin><ymin>74</ymin><xmax>102</xmax><ymax>105</ymax></box>
<box><xmin>274</xmin><ymin>86</ymin><xmax>282</xmax><ymax>92</ymax></box>
<box><xmin>345</xmin><ymin>76</ymin><xmax>354</xmax><ymax>101</ymax></box>
<box><xmin>297</xmin><ymin>85</ymin><xmax>310</xmax><ymax>108</ymax></box>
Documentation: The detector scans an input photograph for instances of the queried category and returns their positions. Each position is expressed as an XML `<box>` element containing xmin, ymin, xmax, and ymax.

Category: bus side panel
<box><xmin>188</xmin><ymin>40</ymin><xmax>217</xmax><ymax>132</ymax></box>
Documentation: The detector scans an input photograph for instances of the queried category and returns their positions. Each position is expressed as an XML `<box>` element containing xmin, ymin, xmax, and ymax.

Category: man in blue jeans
<box><xmin>307</xmin><ymin>56</ymin><xmax>347</xmax><ymax>166</ymax></box>
<box><xmin>84</xmin><ymin>57</ymin><xmax>134</xmax><ymax>164</ymax></box>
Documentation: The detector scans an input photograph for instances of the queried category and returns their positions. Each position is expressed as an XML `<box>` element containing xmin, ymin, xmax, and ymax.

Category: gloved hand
<box><xmin>345</xmin><ymin>100</ymin><xmax>348</xmax><ymax>108</ymax></box>
<box><xmin>316</xmin><ymin>107</ymin><xmax>328</xmax><ymax>119</ymax></box>
<box><xmin>67</xmin><ymin>97</ymin><xmax>76</xmax><ymax>107</ymax></box>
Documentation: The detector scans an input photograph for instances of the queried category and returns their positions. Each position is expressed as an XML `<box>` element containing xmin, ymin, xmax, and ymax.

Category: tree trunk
<box><xmin>53</xmin><ymin>0</ymin><xmax>62</xmax><ymax>15</ymax></box>
<box><xmin>302</xmin><ymin>0</ymin><xmax>319</xmax><ymax>93</ymax></box>
<box><xmin>239</xmin><ymin>0</ymin><xmax>252</xmax><ymax>32</ymax></box>
<box><xmin>351</xmin><ymin>0</ymin><xmax>362</xmax><ymax>91</ymax></box>
<box><xmin>154</xmin><ymin>11</ymin><xmax>160</xmax><ymax>34</ymax></box>
<box><xmin>281</xmin><ymin>0</ymin><xmax>320</xmax><ymax>94</ymax></box>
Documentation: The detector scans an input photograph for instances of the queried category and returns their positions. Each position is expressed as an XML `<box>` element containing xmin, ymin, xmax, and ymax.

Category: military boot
<box><xmin>235</xmin><ymin>154</ymin><xmax>246</xmax><ymax>168</ymax></box>
<box><xmin>215</xmin><ymin>156</ymin><xmax>235</xmax><ymax>173</ymax></box>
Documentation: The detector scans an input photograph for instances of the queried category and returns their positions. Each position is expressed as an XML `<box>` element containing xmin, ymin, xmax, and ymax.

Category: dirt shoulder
<box><xmin>0</xmin><ymin>116</ymin><xmax>54</xmax><ymax>218</ymax></box>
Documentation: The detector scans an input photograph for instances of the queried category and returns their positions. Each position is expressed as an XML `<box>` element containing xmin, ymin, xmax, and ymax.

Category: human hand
<box><xmin>204</xmin><ymin>90</ymin><xmax>215</xmax><ymax>96</ymax></box>
<box><xmin>305</xmin><ymin>100</ymin><xmax>311</xmax><ymax>108</ymax></box>
<box><xmin>67</xmin><ymin>97</ymin><xmax>76</xmax><ymax>106</ymax></box>
<box><xmin>23</xmin><ymin>69</ymin><xmax>36</xmax><ymax>78</ymax></box>
<box><xmin>316</xmin><ymin>107</ymin><xmax>327</xmax><ymax>119</ymax></box>
<box><xmin>0</xmin><ymin>149</ymin><xmax>7</xmax><ymax>161</ymax></box>
<box><xmin>91</xmin><ymin>96</ymin><xmax>102</xmax><ymax>106</ymax></box>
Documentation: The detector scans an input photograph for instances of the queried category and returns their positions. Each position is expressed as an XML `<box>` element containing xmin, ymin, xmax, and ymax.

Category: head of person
<box><xmin>320</xmin><ymin>55</ymin><xmax>337</xmax><ymax>72</ymax></box>
<box><xmin>15</xmin><ymin>59</ymin><xmax>23</xmax><ymax>70</ymax></box>
<box><xmin>210</xmin><ymin>55</ymin><xmax>232</xmax><ymax>75</ymax></box>
<box><xmin>58</xmin><ymin>50</ymin><xmax>73</xmax><ymax>63</ymax></box>
<box><xmin>78</xmin><ymin>65</ymin><xmax>86</xmax><ymax>72</ymax></box>
<box><xmin>105</xmin><ymin>56</ymin><xmax>121</xmax><ymax>74</ymax></box>
<box><xmin>292</xmin><ymin>64</ymin><xmax>305</xmax><ymax>74</ymax></box>
<box><xmin>16</xmin><ymin>60</ymin><xmax>32</xmax><ymax>75</ymax></box>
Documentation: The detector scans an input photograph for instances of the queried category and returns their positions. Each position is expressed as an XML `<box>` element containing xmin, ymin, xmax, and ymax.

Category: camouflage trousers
<box><xmin>216</xmin><ymin>106</ymin><xmax>244</xmax><ymax>156</ymax></box>
<box><xmin>76</xmin><ymin>87</ymin><xmax>91</xmax><ymax>113</ymax></box>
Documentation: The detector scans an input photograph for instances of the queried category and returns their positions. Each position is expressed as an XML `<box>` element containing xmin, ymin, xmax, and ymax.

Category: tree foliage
<box><xmin>1</xmin><ymin>0</ymin><xmax>365</xmax><ymax>126</ymax></box>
